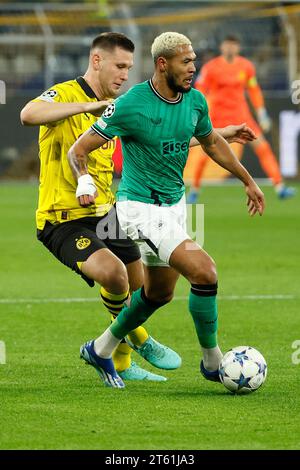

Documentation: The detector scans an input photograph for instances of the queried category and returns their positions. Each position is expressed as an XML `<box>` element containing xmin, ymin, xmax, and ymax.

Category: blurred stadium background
<box><xmin>0</xmin><ymin>0</ymin><xmax>299</xmax><ymax>182</ymax></box>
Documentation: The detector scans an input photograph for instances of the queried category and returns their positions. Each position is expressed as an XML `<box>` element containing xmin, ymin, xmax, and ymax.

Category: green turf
<box><xmin>0</xmin><ymin>182</ymin><xmax>299</xmax><ymax>450</ymax></box>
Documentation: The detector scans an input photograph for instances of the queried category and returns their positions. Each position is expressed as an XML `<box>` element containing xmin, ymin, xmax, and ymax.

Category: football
<box><xmin>219</xmin><ymin>346</ymin><xmax>267</xmax><ymax>394</ymax></box>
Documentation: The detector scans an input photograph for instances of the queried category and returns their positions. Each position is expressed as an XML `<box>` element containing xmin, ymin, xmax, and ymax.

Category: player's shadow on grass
<box><xmin>118</xmin><ymin>384</ymin><xmax>233</xmax><ymax>398</ymax></box>
<box><xmin>153</xmin><ymin>389</ymin><xmax>231</xmax><ymax>397</ymax></box>
<box><xmin>123</xmin><ymin>383</ymin><xmax>263</xmax><ymax>398</ymax></box>
<box><xmin>143</xmin><ymin>387</ymin><xmax>262</xmax><ymax>398</ymax></box>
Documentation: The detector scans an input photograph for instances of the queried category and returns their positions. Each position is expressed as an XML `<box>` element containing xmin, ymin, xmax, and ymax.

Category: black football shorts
<box><xmin>37</xmin><ymin>208</ymin><xmax>141</xmax><ymax>287</ymax></box>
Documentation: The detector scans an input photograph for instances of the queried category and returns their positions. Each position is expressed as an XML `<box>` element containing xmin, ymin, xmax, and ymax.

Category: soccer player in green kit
<box><xmin>68</xmin><ymin>32</ymin><xmax>265</xmax><ymax>388</ymax></box>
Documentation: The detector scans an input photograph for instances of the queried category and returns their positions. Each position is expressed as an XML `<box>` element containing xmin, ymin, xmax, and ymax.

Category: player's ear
<box><xmin>157</xmin><ymin>57</ymin><xmax>167</xmax><ymax>72</ymax></box>
<box><xmin>91</xmin><ymin>50</ymin><xmax>102</xmax><ymax>70</ymax></box>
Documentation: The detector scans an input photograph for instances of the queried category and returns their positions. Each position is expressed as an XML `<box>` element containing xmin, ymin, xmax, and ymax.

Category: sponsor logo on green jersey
<box><xmin>161</xmin><ymin>139</ymin><xmax>189</xmax><ymax>156</ymax></box>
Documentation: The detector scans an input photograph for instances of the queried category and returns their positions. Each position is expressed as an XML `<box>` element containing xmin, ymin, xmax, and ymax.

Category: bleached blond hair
<box><xmin>151</xmin><ymin>32</ymin><xmax>192</xmax><ymax>63</ymax></box>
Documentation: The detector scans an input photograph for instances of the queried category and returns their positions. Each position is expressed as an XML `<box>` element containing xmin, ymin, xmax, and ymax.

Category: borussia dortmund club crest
<box><xmin>102</xmin><ymin>103</ymin><xmax>115</xmax><ymax>118</ymax></box>
<box><xmin>76</xmin><ymin>236</ymin><xmax>91</xmax><ymax>250</ymax></box>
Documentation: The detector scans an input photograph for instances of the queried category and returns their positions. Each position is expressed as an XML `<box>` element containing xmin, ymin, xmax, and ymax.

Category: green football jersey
<box><xmin>92</xmin><ymin>79</ymin><xmax>212</xmax><ymax>205</ymax></box>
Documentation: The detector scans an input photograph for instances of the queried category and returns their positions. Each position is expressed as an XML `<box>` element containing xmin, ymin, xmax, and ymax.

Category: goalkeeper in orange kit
<box><xmin>187</xmin><ymin>35</ymin><xmax>295</xmax><ymax>202</ymax></box>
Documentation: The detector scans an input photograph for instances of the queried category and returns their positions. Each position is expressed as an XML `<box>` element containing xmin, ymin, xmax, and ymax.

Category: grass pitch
<box><xmin>0</xmin><ymin>182</ymin><xmax>299</xmax><ymax>450</ymax></box>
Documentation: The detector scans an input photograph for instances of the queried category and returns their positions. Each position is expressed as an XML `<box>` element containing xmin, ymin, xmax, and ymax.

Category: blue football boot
<box><xmin>277</xmin><ymin>186</ymin><xmax>296</xmax><ymax>200</ymax></box>
<box><xmin>186</xmin><ymin>189</ymin><xmax>199</xmax><ymax>204</ymax></box>
<box><xmin>200</xmin><ymin>360</ymin><xmax>221</xmax><ymax>383</ymax></box>
<box><xmin>80</xmin><ymin>340</ymin><xmax>125</xmax><ymax>389</ymax></box>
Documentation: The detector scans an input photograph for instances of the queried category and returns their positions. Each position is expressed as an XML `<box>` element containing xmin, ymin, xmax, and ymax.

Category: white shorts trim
<box><xmin>116</xmin><ymin>196</ymin><xmax>189</xmax><ymax>267</ymax></box>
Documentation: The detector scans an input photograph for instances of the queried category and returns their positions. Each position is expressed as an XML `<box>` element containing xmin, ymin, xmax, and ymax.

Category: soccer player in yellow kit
<box><xmin>20</xmin><ymin>32</ymin><xmax>182</xmax><ymax>383</ymax></box>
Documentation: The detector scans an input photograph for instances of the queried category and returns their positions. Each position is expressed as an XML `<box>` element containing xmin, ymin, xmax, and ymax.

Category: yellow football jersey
<box><xmin>33</xmin><ymin>77</ymin><xmax>116</xmax><ymax>230</ymax></box>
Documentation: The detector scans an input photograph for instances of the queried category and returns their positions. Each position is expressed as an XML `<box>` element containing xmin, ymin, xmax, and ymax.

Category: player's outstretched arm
<box><xmin>196</xmin><ymin>130</ymin><xmax>265</xmax><ymax>216</ymax></box>
<box><xmin>216</xmin><ymin>124</ymin><xmax>257</xmax><ymax>144</ymax></box>
<box><xmin>189</xmin><ymin>123</ymin><xmax>256</xmax><ymax>148</ymax></box>
<box><xmin>68</xmin><ymin>128</ymin><xmax>108</xmax><ymax>207</ymax></box>
<box><xmin>20</xmin><ymin>100</ymin><xmax>111</xmax><ymax>126</ymax></box>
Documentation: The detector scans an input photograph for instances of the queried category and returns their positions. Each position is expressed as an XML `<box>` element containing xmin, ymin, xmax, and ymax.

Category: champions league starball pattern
<box><xmin>102</xmin><ymin>103</ymin><xmax>115</xmax><ymax>118</ymax></box>
<box><xmin>218</xmin><ymin>346</ymin><xmax>267</xmax><ymax>394</ymax></box>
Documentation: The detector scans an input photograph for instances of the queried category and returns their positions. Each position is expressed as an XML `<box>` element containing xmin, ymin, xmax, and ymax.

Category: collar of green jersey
<box><xmin>148</xmin><ymin>78</ymin><xmax>183</xmax><ymax>104</ymax></box>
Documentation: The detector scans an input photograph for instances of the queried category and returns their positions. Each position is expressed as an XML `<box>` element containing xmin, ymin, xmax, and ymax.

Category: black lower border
<box><xmin>0</xmin><ymin>450</ymin><xmax>299</xmax><ymax>466</ymax></box>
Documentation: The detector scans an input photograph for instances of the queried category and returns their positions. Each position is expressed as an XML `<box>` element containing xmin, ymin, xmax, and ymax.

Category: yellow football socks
<box><xmin>127</xmin><ymin>326</ymin><xmax>149</xmax><ymax>347</ymax></box>
<box><xmin>112</xmin><ymin>342</ymin><xmax>132</xmax><ymax>372</ymax></box>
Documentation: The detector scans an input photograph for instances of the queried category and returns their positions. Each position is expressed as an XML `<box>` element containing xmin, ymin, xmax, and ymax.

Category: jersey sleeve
<box><xmin>91</xmin><ymin>94</ymin><xmax>130</xmax><ymax>140</ymax></box>
<box><xmin>245</xmin><ymin>60</ymin><xmax>264</xmax><ymax>109</ymax></box>
<box><xmin>193</xmin><ymin>94</ymin><xmax>213</xmax><ymax>138</ymax></box>
<box><xmin>30</xmin><ymin>84</ymin><xmax>67</xmax><ymax>127</ymax></box>
<box><xmin>31</xmin><ymin>84</ymin><xmax>65</xmax><ymax>103</ymax></box>
<box><xmin>245</xmin><ymin>59</ymin><xmax>257</xmax><ymax>85</ymax></box>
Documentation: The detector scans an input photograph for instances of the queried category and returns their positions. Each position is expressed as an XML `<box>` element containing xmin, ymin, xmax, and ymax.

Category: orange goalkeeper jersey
<box><xmin>195</xmin><ymin>55</ymin><xmax>264</xmax><ymax>129</ymax></box>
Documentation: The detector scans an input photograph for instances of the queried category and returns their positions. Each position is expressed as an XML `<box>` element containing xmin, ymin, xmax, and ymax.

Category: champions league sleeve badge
<box><xmin>102</xmin><ymin>103</ymin><xmax>115</xmax><ymax>118</ymax></box>
<box><xmin>39</xmin><ymin>89</ymin><xmax>58</xmax><ymax>102</ymax></box>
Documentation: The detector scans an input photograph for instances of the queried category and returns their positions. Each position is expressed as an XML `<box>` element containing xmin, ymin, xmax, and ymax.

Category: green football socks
<box><xmin>110</xmin><ymin>287</ymin><xmax>165</xmax><ymax>340</ymax></box>
<box><xmin>189</xmin><ymin>283</ymin><xmax>218</xmax><ymax>349</ymax></box>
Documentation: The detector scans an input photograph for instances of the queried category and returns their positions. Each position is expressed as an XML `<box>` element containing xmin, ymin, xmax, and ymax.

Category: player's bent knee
<box><xmin>84</xmin><ymin>255</ymin><xmax>128</xmax><ymax>291</ymax></box>
<box><xmin>145</xmin><ymin>289</ymin><xmax>174</xmax><ymax>304</ymax></box>
<box><xmin>190</xmin><ymin>260</ymin><xmax>217</xmax><ymax>285</ymax></box>
<box><xmin>99</xmin><ymin>264</ymin><xmax>128</xmax><ymax>292</ymax></box>
<box><xmin>157</xmin><ymin>292</ymin><xmax>174</xmax><ymax>304</ymax></box>
<box><xmin>205</xmin><ymin>263</ymin><xmax>218</xmax><ymax>285</ymax></box>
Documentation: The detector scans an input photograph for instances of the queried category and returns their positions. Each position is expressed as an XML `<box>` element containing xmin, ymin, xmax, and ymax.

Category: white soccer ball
<box><xmin>218</xmin><ymin>346</ymin><xmax>267</xmax><ymax>394</ymax></box>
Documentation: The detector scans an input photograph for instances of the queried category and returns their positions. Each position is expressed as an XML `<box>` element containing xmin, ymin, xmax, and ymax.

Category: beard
<box><xmin>166</xmin><ymin>73</ymin><xmax>192</xmax><ymax>94</ymax></box>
